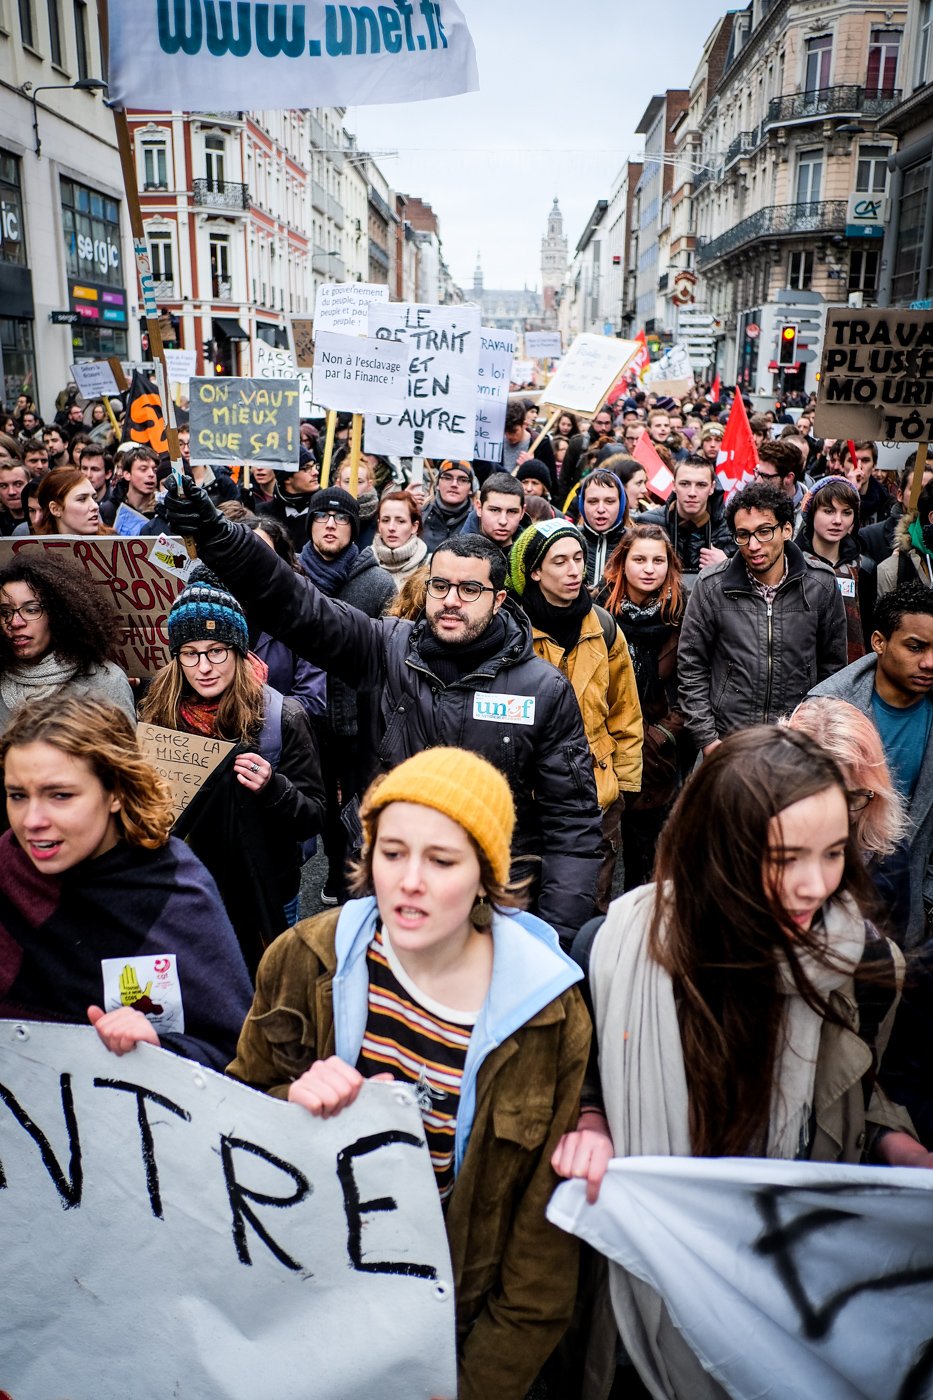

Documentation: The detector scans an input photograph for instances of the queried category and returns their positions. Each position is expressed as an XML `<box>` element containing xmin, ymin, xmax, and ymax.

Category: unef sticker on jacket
<box><xmin>472</xmin><ymin>694</ymin><xmax>537</xmax><ymax>725</ymax></box>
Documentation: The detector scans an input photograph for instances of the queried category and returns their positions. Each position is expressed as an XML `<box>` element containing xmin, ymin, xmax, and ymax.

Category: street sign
<box><xmin>49</xmin><ymin>311</ymin><xmax>80</xmax><ymax>325</ymax></box>
<box><xmin>776</xmin><ymin>289</ymin><xmax>823</xmax><ymax>305</ymax></box>
<box><xmin>745</xmin><ymin>324</ymin><xmax>761</xmax><ymax>339</ymax></box>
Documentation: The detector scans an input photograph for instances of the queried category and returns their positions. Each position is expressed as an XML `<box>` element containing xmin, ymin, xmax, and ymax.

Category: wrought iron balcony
<box><xmin>696</xmin><ymin>199</ymin><xmax>846</xmax><ymax>269</ymax></box>
<box><xmin>192</xmin><ymin>179</ymin><xmax>249</xmax><ymax>211</ymax></box>
<box><xmin>724</xmin><ymin>129</ymin><xmax>758</xmax><ymax>166</ymax></box>
<box><xmin>766</xmin><ymin>85</ymin><xmax>901</xmax><ymax>124</ymax></box>
<box><xmin>369</xmin><ymin>238</ymin><xmax>389</xmax><ymax>271</ymax></box>
<box><xmin>693</xmin><ymin>165</ymin><xmax>714</xmax><ymax>191</ymax></box>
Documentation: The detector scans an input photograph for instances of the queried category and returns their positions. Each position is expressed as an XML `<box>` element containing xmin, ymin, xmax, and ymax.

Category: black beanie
<box><xmin>307</xmin><ymin>486</ymin><xmax>360</xmax><ymax>542</ymax></box>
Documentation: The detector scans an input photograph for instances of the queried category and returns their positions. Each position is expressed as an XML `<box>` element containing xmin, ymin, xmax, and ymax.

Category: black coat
<box><xmin>637</xmin><ymin>493</ymin><xmax>735</xmax><ymax>574</ymax></box>
<box><xmin>193</xmin><ymin>525</ymin><xmax>602</xmax><ymax>941</ymax></box>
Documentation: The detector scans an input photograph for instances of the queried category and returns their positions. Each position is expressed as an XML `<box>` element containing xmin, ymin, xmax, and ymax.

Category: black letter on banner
<box><xmin>219</xmin><ymin>1135</ymin><xmax>309</xmax><ymax>1271</ymax></box>
<box><xmin>0</xmin><ymin>1073</ymin><xmax>82</xmax><ymax>1208</ymax></box>
<box><xmin>93</xmin><ymin>1078</ymin><xmax>191</xmax><ymax>1220</ymax></box>
<box><xmin>337</xmin><ymin>1130</ymin><xmax>437</xmax><ymax>1278</ymax></box>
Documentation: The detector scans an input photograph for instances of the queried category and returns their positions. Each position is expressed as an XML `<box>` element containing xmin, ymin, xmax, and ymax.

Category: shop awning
<box><xmin>213</xmin><ymin>317</ymin><xmax>248</xmax><ymax>341</ymax></box>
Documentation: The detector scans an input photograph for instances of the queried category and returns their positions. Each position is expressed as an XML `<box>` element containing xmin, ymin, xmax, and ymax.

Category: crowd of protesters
<box><xmin>1</xmin><ymin>373</ymin><xmax>932</xmax><ymax>1400</ymax></box>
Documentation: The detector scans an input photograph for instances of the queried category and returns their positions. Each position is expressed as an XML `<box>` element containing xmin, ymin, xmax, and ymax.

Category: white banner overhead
<box><xmin>312</xmin><ymin>330</ymin><xmax>407</xmax><ymax>414</ymax></box>
<box><xmin>474</xmin><ymin>327</ymin><xmax>515</xmax><ymax>463</ymax></box>
<box><xmin>314</xmin><ymin>282</ymin><xmax>390</xmax><ymax>337</ymax></box>
<box><xmin>0</xmin><ymin>1022</ymin><xmax>457</xmax><ymax>1400</ymax></box>
<box><xmin>106</xmin><ymin>0</ymin><xmax>479</xmax><ymax>110</ymax></box>
<box><xmin>542</xmin><ymin>334</ymin><xmax>640</xmax><ymax>415</ymax></box>
<box><xmin>548</xmin><ymin>1156</ymin><xmax>933</xmax><ymax>1400</ymax></box>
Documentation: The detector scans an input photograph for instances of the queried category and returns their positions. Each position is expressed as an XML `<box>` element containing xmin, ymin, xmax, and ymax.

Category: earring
<box><xmin>471</xmin><ymin>894</ymin><xmax>493</xmax><ymax>930</ymax></box>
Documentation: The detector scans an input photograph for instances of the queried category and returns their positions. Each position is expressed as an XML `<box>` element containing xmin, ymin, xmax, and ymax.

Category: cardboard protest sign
<box><xmin>290</xmin><ymin>317</ymin><xmax>316</xmax><ymax>369</ymax></box>
<box><xmin>549</xmin><ymin>1157</ymin><xmax>933</xmax><ymax>1400</ymax></box>
<box><xmin>137</xmin><ymin>723</ymin><xmax>236</xmax><ymax>823</ymax></box>
<box><xmin>815</xmin><ymin>309</ymin><xmax>933</xmax><ymax>443</ymax></box>
<box><xmin>524</xmin><ymin>331</ymin><xmax>562</xmax><ymax>360</ymax></box>
<box><xmin>70</xmin><ymin>360</ymin><xmax>120</xmax><ymax>399</ymax></box>
<box><xmin>315</xmin><ymin>282</ymin><xmax>390</xmax><ymax>337</ymax></box>
<box><xmin>475</xmin><ymin>328</ymin><xmax>516</xmax><ymax>463</ymax></box>
<box><xmin>0</xmin><ymin>536</ymin><xmax>186</xmax><ymax>677</ymax></box>
<box><xmin>312</xmin><ymin>330</ymin><xmax>407</xmax><ymax>414</ymax></box>
<box><xmin>542</xmin><ymin>334</ymin><xmax>640</xmax><ymax>415</ymax></box>
<box><xmin>0</xmin><ymin>1022</ymin><xmax>457</xmax><ymax>1400</ymax></box>
<box><xmin>365</xmin><ymin>302</ymin><xmax>481</xmax><ymax>461</ymax></box>
<box><xmin>643</xmin><ymin>343</ymin><xmax>695</xmax><ymax>398</ymax></box>
<box><xmin>189</xmin><ymin>377</ymin><xmax>300</xmax><ymax>469</ymax></box>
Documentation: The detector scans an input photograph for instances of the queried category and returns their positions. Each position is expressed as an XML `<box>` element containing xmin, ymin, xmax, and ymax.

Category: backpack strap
<box><xmin>257</xmin><ymin>684</ymin><xmax>284</xmax><ymax>769</ymax></box>
<box><xmin>592</xmin><ymin>604</ymin><xmax>618</xmax><ymax>652</ymax></box>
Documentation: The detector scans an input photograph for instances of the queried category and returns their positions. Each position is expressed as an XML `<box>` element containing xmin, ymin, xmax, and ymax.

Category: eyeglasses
<box><xmin>847</xmin><ymin>788</ymin><xmax>875</xmax><ymax>812</ymax></box>
<box><xmin>733</xmin><ymin>524</ymin><xmax>780</xmax><ymax>546</ymax></box>
<box><xmin>754</xmin><ymin>467</ymin><xmax>780</xmax><ymax>481</ymax></box>
<box><xmin>0</xmin><ymin>601</ymin><xmax>44</xmax><ymax>626</ymax></box>
<box><xmin>426</xmin><ymin>576</ymin><xmax>495</xmax><ymax>603</ymax></box>
<box><xmin>440</xmin><ymin>471</ymin><xmax>471</xmax><ymax>485</ymax></box>
<box><xmin>311</xmin><ymin>510</ymin><xmax>352</xmax><ymax>525</ymax></box>
<box><xmin>177</xmin><ymin>645</ymin><xmax>230</xmax><ymax>668</ymax></box>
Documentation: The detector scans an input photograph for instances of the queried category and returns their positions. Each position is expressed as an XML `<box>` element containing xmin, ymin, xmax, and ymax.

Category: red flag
<box><xmin>631</xmin><ymin>328</ymin><xmax>651</xmax><ymax>385</ymax></box>
<box><xmin>708</xmin><ymin>371</ymin><xmax>722</xmax><ymax>403</ymax></box>
<box><xmin>715</xmin><ymin>392</ymin><xmax>757</xmax><ymax>499</ymax></box>
<box><xmin>633</xmin><ymin>428</ymin><xmax>674</xmax><ymax>501</ymax></box>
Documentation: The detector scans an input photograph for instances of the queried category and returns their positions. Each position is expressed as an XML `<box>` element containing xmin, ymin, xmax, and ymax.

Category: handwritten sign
<box><xmin>543</xmin><ymin>334</ymin><xmax>640</xmax><ymax>414</ymax></box>
<box><xmin>511</xmin><ymin>359</ymin><xmax>536</xmax><ymax>387</ymax></box>
<box><xmin>290</xmin><ymin>317</ymin><xmax>315</xmax><ymax>369</ymax></box>
<box><xmin>189</xmin><ymin>377</ymin><xmax>300</xmax><ymax>470</ymax></box>
<box><xmin>312</xmin><ymin>330</ymin><xmax>407</xmax><ymax>414</ymax></box>
<box><xmin>137</xmin><ymin>723</ymin><xmax>236</xmax><ymax>823</ymax></box>
<box><xmin>164</xmin><ymin>347</ymin><xmax>197</xmax><ymax>386</ymax></box>
<box><xmin>524</xmin><ymin>331</ymin><xmax>562</xmax><ymax>360</ymax></box>
<box><xmin>365</xmin><ymin>302</ymin><xmax>481</xmax><ymax>460</ymax></box>
<box><xmin>254</xmin><ymin>338</ymin><xmax>296</xmax><ymax>379</ymax></box>
<box><xmin>0</xmin><ymin>536</ymin><xmax>186</xmax><ymax>677</ymax></box>
<box><xmin>70</xmin><ymin>360</ymin><xmax>120</xmax><ymax>399</ymax></box>
<box><xmin>314</xmin><ymin>281</ymin><xmax>390</xmax><ymax>336</ymax></box>
<box><xmin>474</xmin><ymin>327</ymin><xmax>516</xmax><ymax>463</ymax></box>
<box><xmin>0</xmin><ymin>1022</ymin><xmax>457</xmax><ymax>1400</ymax></box>
<box><xmin>643</xmin><ymin>343</ymin><xmax>695</xmax><ymax>398</ymax></box>
<box><xmin>815</xmin><ymin>309</ymin><xmax>933</xmax><ymax>442</ymax></box>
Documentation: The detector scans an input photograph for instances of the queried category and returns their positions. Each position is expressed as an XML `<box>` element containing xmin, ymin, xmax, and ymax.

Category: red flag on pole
<box><xmin>633</xmin><ymin>428</ymin><xmax>674</xmax><ymax>501</ymax></box>
<box><xmin>715</xmin><ymin>392</ymin><xmax>757</xmax><ymax>499</ymax></box>
<box><xmin>708</xmin><ymin>370</ymin><xmax>722</xmax><ymax>403</ymax></box>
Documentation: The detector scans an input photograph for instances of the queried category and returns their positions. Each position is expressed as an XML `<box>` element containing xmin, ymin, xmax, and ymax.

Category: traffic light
<box><xmin>778</xmin><ymin>324</ymin><xmax>798</xmax><ymax>367</ymax></box>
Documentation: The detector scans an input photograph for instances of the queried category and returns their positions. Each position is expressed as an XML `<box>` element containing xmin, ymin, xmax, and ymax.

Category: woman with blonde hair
<box><xmin>35</xmin><ymin>466</ymin><xmax>114</xmax><ymax>536</ymax></box>
<box><xmin>0</xmin><ymin>693</ymin><xmax>251</xmax><ymax>1069</ymax></box>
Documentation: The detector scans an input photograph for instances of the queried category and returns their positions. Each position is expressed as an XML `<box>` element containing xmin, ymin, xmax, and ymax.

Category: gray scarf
<box><xmin>0</xmin><ymin>652</ymin><xmax>78</xmax><ymax>714</ymax></box>
<box><xmin>370</xmin><ymin>533</ymin><xmax>428</xmax><ymax>582</ymax></box>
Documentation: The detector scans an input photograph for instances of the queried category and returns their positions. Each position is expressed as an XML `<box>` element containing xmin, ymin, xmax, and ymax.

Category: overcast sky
<box><xmin>348</xmin><ymin>0</ymin><xmax>730</xmax><ymax>294</ymax></box>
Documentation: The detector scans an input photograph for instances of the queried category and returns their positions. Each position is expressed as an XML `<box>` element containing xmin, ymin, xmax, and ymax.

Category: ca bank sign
<box><xmin>845</xmin><ymin>194</ymin><xmax>888</xmax><ymax>239</ymax></box>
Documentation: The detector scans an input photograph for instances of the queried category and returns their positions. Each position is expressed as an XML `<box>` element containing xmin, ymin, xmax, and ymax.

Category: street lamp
<box><xmin>20</xmin><ymin>78</ymin><xmax>108</xmax><ymax>158</ymax></box>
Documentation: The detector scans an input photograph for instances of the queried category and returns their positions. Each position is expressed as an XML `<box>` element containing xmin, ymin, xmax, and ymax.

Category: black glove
<box><xmin>162</xmin><ymin>474</ymin><xmax>234</xmax><ymax>549</ymax></box>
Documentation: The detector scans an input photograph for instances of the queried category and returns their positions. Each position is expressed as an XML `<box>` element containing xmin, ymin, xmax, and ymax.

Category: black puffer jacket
<box><xmin>191</xmin><ymin>525</ymin><xmax>602</xmax><ymax>941</ymax></box>
<box><xmin>637</xmin><ymin>491</ymin><xmax>735</xmax><ymax>574</ymax></box>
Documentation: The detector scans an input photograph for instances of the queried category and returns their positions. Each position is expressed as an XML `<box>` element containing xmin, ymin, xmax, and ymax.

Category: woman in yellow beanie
<box><xmin>228</xmin><ymin>745</ymin><xmax>591</xmax><ymax>1400</ymax></box>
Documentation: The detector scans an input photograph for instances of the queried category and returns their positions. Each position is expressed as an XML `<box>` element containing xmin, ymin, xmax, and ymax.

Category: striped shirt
<box><xmin>357</xmin><ymin>927</ymin><xmax>477</xmax><ymax>1203</ymax></box>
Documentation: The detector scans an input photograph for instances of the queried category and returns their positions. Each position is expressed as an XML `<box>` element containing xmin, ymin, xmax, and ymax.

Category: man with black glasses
<box><xmin>164</xmin><ymin>478</ymin><xmax>602</xmax><ymax>942</ymax></box>
<box><xmin>678</xmin><ymin>481</ymin><xmax>846</xmax><ymax>754</ymax></box>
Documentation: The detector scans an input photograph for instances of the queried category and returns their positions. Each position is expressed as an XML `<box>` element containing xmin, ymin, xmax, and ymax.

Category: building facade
<box><xmin>540</xmin><ymin>197</ymin><xmax>568</xmax><ymax>328</ymax></box>
<box><xmin>634</xmin><ymin>90</ymin><xmax>690</xmax><ymax>333</ymax></box>
<box><xmin>878</xmin><ymin>0</ymin><xmax>933</xmax><ymax>305</ymax></box>
<box><xmin>464</xmin><ymin>255</ymin><xmax>543</xmax><ymax>333</ymax></box>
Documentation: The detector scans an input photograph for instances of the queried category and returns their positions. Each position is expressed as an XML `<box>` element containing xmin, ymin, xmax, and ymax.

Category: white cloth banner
<box><xmin>548</xmin><ymin>1156</ymin><xmax>933</xmax><ymax>1400</ymax></box>
<box><xmin>524</xmin><ymin>331</ymin><xmax>562</xmax><ymax>360</ymax></box>
<box><xmin>365</xmin><ymin>302</ymin><xmax>481</xmax><ymax>460</ymax></box>
<box><xmin>643</xmin><ymin>342</ymin><xmax>695</xmax><ymax>389</ymax></box>
<box><xmin>542</xmin><ymin>334</ymin><xmax>640</xmax><ymax>414</ymax></box>
<box><xmin>474</xmin><ymin>327</ymin><xmax>515</xmax><ymax>463</ymax></box>
<box><xmin>315</xmin><ymin>282</ymin><xmax>390</xmax><ymax>336</ymax></box>
<box><xmin>312</xmin><ymin>330</ymin><xmax>407</xmax><ymax>413</ymax></box>
<box><xmin>107</xmin><ymin>0</ymin><xmax>478</xmax><ymax>110</ymax></box>
<box><xmin>0</xmin><ymin>1022</ymin><xmax>456</xmax><ymax>1399</ymax></box>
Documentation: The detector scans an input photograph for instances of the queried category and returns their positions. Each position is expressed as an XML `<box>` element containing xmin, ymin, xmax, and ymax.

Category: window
<box><xmin>141</xmin><ymin>139</ymin><xmax>168</xmax><ymax>190</ymax></box>
<box><xmin>849</xmin><ymin>248</ymin><xmax>880</xmax><ymax>295</ymax></box>
<box><xmin>205</xmin><ymin>136</ymin><xmax>226</xmax><ymax>190</ymax></box>
<box><xmin>795</xmin><ymin>149</ymin><xmax>823</xmax><ymax>205</ymax></box>
<box><xmin>1</xmin><ymin>317</ymin><xmax>36</xmax><ymax>410</ymax></box>
<box><xmin>73</xmin><ymin>0</ymin><xmax>87</xmax><ymax>78</ymax></box>
<box><xmin>147</xmin><ymin>232</ymin><xmax>173</xmax><ymax>283</ymax></box>
<box><xmin>60</xmin><ymin>176</ymin><xmax>123</xmax><ymax>288</ymax></box>
<box><xmin>47</xmin><ymin>0</ymin><xmax>62</xmax><ymax>64</ymax></box>
<box><xmin>891</xmin><ymin>161</ymin><xmax>930</xmax><ymax>303</ymax></box>
<box><xmin>856</xmin><ymin>146</ymin><xmax>890</xmax><ymax>195</ymax></box>
<box><xmin>918</xmin><ymin>0</ymin><xmax>933</xmax><ymax>88</ymax></box>
<box><xmin>805</xmin><ymin>35</ymin><xmax>832</xmax><ymax>93</ymax></box>
<box><xmin>0</xmin><ymin>151</ymin><xmax>26</xmax><ymax>267</ymax></box>
<box><xmin>209</xmin><ymin>233</ymin><xmax>230</xmax><ymax>297</ymax></box>
<box><xmin>17</xmin><ymin>0</ymin><xmax>34</xmax><ymax>45</ymax></box>
<box><xmin>788</xmin><ymin>251</ymin><xmax>813</xmax><ymax>290</ymax></box>
<box><xmin>867</xmin><ymin>28</ymin><xmax>900</xmax><ymax>95</ymax></box>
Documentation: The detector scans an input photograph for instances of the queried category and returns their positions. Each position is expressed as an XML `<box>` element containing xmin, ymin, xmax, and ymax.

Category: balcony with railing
<box><xmin>368</xmin><ymin>185</ymin><xmax>392</xmax><ymax>224</ymax></box>
<box><xmin>310</xmin><ymin>115</ymin><xmax>326</xmax><ymax>149</ymax></box>
<box><xmin>369</xmin><ymin>238</ymin><xmax>389</xmax><ymax>271</ymax></box>
<box><xmin>766</xmin><ymin>85</ymin><xmax>901</xmax><ymax>125</ymax></box>
<box><xmin>724</xmin><ymin>128</ymin><xmax>759</xmax><ymax>167</ymax></box>
<box><xmin>311</xmin><ymin>180</ymin><xmax>328</xmax><ymax>214</ymax></box>
<box><xmin>696</xmin><ymin>199</ymin><xmax>846</xmax><ymax>269</ymax></box>
<box><xmin>151</xmin><ymin>280</ymin><xmax>175</xmax><ymax>299</ymax></box>
<box><xmin>327</xmin><ymin>192</ymin><xmax>344</xmax><ymax>228</ymax></box>
<box><xmin>192</xmin><ymin>179</ymin><xmax>249</xmax><ymax>212</ymax></box>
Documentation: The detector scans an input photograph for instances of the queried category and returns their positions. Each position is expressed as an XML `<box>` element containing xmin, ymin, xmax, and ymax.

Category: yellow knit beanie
<box><xmin>360</xmin><ymin>747</ymin><xmax>515</xmax><ymax>885</ymax></box>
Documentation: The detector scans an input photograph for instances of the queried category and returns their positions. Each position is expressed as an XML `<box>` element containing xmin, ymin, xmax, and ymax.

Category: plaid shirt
<box><xmin>746</xmin><ymin>553</ymin><xmax>789</xmax><ymax>604</ymax></box>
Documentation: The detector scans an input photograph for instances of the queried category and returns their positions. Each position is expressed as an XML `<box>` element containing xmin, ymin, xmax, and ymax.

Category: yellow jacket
<box><xmin>530</xmin><ymin>606</ymin><xmax>643</xmax><ymax>807</ymax></box>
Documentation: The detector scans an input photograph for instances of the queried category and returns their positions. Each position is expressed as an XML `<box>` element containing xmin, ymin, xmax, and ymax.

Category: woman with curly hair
<box><xmin>0</xmin><ymin>693</ymin><xmax>251</xmax><ymax>1069</ymax></box>
<box><xmin>0</xmin><ymin>550</ymin><xmax>134</xmax><ymax>730</ymax></box>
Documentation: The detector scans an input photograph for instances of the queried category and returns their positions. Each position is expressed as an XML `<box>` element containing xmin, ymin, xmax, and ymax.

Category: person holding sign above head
<box><xmin>0</xmin><ymin>693</ymin><xmax>252</xmax><ymax>1071</ymax></box>
<box><xmin>138</xmin><ymin>569</ymin><xmax>326</xmax><ymax>974</ymax></box>
<box><xmin>163</xmin><ymin>479</ymin><xmax>602</xmax><ymax>943</ymax></box>
<box><xmin>228</xmin><ymin>746</ymin><xmax>591</xmax><ymax>1400</ymax></box>
<box><xmin>34</xmin><ymin>468</ymin><xmax>114</xmax><ymax>537</ymax></box>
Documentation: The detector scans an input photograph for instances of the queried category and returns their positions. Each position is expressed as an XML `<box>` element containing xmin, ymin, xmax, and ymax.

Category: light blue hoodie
<box><xmin>331</xmin><ymin>897</ymin><xmax>583</xmax><ymax>1174</ymax></box>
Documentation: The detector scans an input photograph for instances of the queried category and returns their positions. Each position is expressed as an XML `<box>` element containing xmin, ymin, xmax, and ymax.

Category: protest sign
<box><xmin>643</xmin><ymin>343</ymin><xmax>695</xmax><ymax>398</ymax></box>
<box><xmin>189</xmin><ymin>376</ymin><xmax>300</xmax><ymax>469</ymax></box>
<box><xmin>815</xmin><ymin>309</ymin><xmax>933</xmax><ymax>442</ymax></box>
<box><xmin>524</xmin><ymin>331</ymin><xmax>562</xmax><ymax>360</ymax></box>
<box><xmin>315</xmin><ymin>282</ymin><xmax>390</xmax><ymax>337</ymax></box>
<box><xmin>474</xmin><ymin>327</ymin><xmax>516</xmax><ymax>463</ymax></box>
<box><xmin>107</xmin><ymin>0</ymin><xmax>478</xmax><ymax>112</ymax></box>
<box><xmin>511</xmin><ymin>358</ymin><xmax>536</xmax><ymax>387</ymax></box>
<box><xmin>113</xmin><ymin>502</ymin><xmax>152</xmax><ymax>536</ymax></box>
<box><xmin>0</xmin><ymin>536</ymin><xmax>185</xmax><ymax>676</ymax></box>
<box><xmin>0</xmin><ymin>1022</ymin><xmax>457</xmax><ymax>1400</ymax></box>
<box><xmin>290</xmin><ymin>317</ymin><xmax>316</xmax><ymax>369</ymax></box>
<box><xmin>137</xmin><ymin>723</ymin><xmax>235</xmax><ymax>823</ymax></box>
<box><xmin>312</xmin><ymin>330</ymin><xmax>407</xmax><ymax>414</ymax></box>
<box><xmin>542</xmin><ymin>335</ymin><xmax>640</xmax><ymax>415</ymax></box>
<box><xmin>148</xmin><ymin>533</ymin><xmax>194</xmax><ymax>582</ymax></box>
<box><xmin>164</xmin><ymin>347</ymin><xmax>197</xmax><ymax>387</ymax></box>
<box><xmin>549</xmin><ymin>1156</ymin><xmax>933</xmax><ymax>1400</ymax></box>
<box><xmin>70</xmin><ymin>360</ymin><xmax>120</xmax><ymax>399</ymax></box>
<box><xmin>254</xmin><ymin>338</ymin><xmax>296</xmax><ymax>378</ymax></box>
<box><xmin>365</xmin><ymin>303</ymin><xmax>481</xmax><ymax>461</ymax></box>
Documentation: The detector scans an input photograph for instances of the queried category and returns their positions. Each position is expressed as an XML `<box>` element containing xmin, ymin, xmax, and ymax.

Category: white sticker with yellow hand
<box><xmin>100</xmin><ymin>954</ymin><xmax>184</xmax><ymax>1034</ymax></box>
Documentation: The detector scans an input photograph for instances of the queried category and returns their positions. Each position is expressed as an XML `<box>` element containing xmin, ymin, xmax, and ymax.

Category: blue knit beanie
<box><xmin>167</xmin><ymin>565</ymin><xmax>249</xmax><ymax>656</ymax></box>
